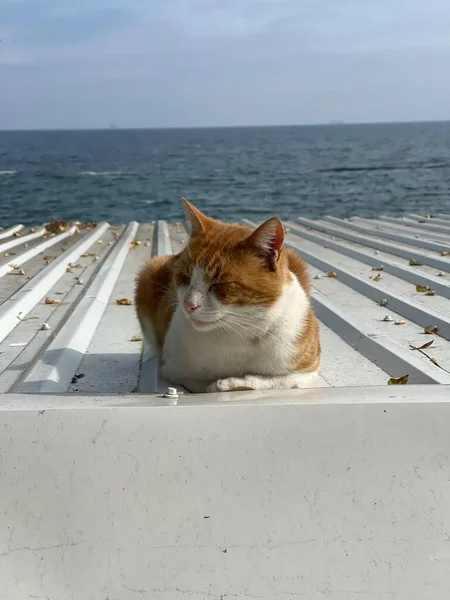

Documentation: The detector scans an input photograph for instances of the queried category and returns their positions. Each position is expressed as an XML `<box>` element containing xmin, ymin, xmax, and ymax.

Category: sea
<box><xmin>1</xmin><ymin>121</ymin><xmax>450</xmax><ymax>228</ymax></box>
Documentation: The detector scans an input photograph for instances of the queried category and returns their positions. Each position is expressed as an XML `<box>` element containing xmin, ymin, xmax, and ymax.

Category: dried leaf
<box><xmin>116</xmin><ymin>298</ymin><xmax>133</xmax><ymax>306</ymax></box>
<box><xmin>46</xmin><ymin>220</ymin><xmax>71</xmax><ymax>234</ymax></box>
<box><xmin>388</xmin><ymin>375</ymin><xmax>409</xmax><ymax>385</ymax></box>
<box><xmin>45</xmin><ymin>297</ymin><xmax>61</xmax><ymax>305</ymax></box>
<box><xmin>395</xmin><ymin>319</ymin><xmax>406</xmax><ymax>325</ymax></box>
<box><xmin>370</xmin><ymin>273</ymin><xmax>382</xmax><ymax>281</ymax></box>
<box><xmin>379</xmin><ymin>298</ymin><xmax>388</xmax><ymax>307</ymax></box>
<box><xmin>371</xmin><ymin>266</ymin><xmax>384</xmax><ymax>271</ymax></box>
<box><xmin>19</xmin><ymin>269</ymin><xmax>25</xmax><ymax>275</ymax></box>
<box><xmin>425</xmin><ymin>290</ymin><xmax>436</xmax><ymax>296</ymax></box>
<box><xmin>67</xmin><ymin>262</ymin><xmax>83</xmax><ymax>269</ymax></box>
<box><xmin>66</xmin><ymin>267</ymin><xmax>72</xmax><ymax>273</ymax></box>
<box><xmin>81</xmin><ymin>252</ymin><xmax>95</xmax><ymax>257</ymax></box>
<box><xmin>409</xmin><ymin>258</ymin><xmax>423</xmax><ymax>266</ymax></box>
<box><xmin>43</xmin><ymin>255</ymin><xmax>52</xmax><ymax>261</ymax></box>
<box><xmin>410</xmin><ymin>340</ymin><xmax>434</xmax><ymax>351</ymax></box>
<box><xmin>326</xmin><ymin>271</ymin><xmax>336</xmax><ymax>278</ymax></box>
<box><xmin>8</xmin><ymin>263</ymin><xmax>18</xmax><ymax>269</ymax></box>
<box><xmin>3</xmin><ymin>252</ymin><xmax>9</xmax><ymax>257</ymax></box>
<box><xmin>129</xmin><ymin>240</ymin><xmax>142</xmax><ymax>249</ymax></box>
<box><xmin>97</xmin><ymin>240</ymin><xmax>104</xmax><ymax>244</ymax></box>
<box><xmin>130</xmin><ymin>335</ymin><xmax>142</xmax><ymax>342</ymax></box>
<box><xmin>13</xmin><ymin>232</ymin><xmax>21</xmax><ymax>237</ymax></box>
<box><xmin>416</xmin><ymin>284</ymin><xmax>430</xmax><ymax>292</ymax></box>
<box><xmin>440</xmin><ymin>250</ymin><xmax>450</xmax><ymax>256</ymax></box>
<box><xmin>424</xmin><ymin>325</ymin><xmax>439</xmax><ymax>335</ymax></box>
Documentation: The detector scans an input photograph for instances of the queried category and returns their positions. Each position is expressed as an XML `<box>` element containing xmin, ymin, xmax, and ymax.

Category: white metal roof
<box><xmin>1</xmin><ymin>215</ymin><xmax>450</xmax><ymax>397</ymax></box>
<box><xmin>2</xmin><ymin>216</ymin><xmax>450</xmax><ymax>599</ymax></box>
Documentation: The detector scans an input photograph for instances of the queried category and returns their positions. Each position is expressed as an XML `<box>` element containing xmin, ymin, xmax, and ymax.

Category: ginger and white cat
<box><xmin>135</xmin><ymin>199</ymin><xmax>321</xmax><ymax>393</ymax></box>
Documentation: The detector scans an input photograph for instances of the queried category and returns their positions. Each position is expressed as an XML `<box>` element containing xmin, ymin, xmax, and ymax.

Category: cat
<box><xmin>135</xmin><ymin>199</ymin><xmax>321</xmax><ymax>393</ymax></box>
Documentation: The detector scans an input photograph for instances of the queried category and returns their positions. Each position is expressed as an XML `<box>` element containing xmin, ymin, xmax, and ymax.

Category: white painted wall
<box><xmin>1</xmin><ymin>388</ymin><xmax>450</xmax><ymax>599</ymax></box>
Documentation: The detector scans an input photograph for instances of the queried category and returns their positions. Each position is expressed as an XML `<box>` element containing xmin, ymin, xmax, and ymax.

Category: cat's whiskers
<box><xmin>217</xmin><ymin>319</ymin><xmax>247</xmax><ymax>342</ymax></box>
<box><xmin>222</xmin><ymin>314</ymin><xmax>285</xmax><ymax>347</ymax></box>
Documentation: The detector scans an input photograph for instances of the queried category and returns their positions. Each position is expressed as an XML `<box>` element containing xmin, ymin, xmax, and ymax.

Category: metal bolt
<box><xmin>164</xmin><ymin>386</ymin><xmax>179</xmax><ymax>398</ymax></box>
<box><xmin>41</xmin><ymin>322</ymin><xmax>51</xmax><ymax>330</ymax></box>
<box><xmin>383</xmin><ymin>314</ymin><xmax>393</xmax><ymax>322</ymax></box>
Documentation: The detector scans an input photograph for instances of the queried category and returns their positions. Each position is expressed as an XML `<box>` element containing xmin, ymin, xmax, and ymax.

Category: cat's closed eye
<box><xmin>177</xmin><ymin>273</ymin><xmax>191</xmax><ymax>286</ymax></box>
<box><xmin>211</xmin><ymin>281</ymin><xmax>240</xmax><ymax>290</ymax></box>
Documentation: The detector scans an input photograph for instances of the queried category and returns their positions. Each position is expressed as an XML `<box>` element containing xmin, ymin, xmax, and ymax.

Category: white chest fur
<box><xmin>160</xmin><ymin>273</ymin><xmax>310</xmax><ymax>390</ymax></box>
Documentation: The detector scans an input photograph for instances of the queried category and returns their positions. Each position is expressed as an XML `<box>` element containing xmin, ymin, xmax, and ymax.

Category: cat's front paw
<box><xmin>207</xmin><ymin>377</ymin><xmax>255</xmax><ymax>393</ymax></box>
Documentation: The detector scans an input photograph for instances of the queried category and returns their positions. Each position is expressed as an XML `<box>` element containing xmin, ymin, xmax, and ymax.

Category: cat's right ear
<box><xmin>182</xmin><ymin>197</ymin><xmax>213</xmax><ymax>236</ymax></box>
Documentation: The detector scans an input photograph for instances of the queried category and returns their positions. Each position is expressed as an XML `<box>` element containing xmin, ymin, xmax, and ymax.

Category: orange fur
<box><xmin>135</xmin><ymin>202</ymin><xmax>321</xmax><ymax>379</ymax></box>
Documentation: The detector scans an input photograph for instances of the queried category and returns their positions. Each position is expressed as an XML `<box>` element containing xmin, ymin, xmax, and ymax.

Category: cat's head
<box><xmin>173</xmin><ymin>198</ymin><xmax>291</xmax><ymax>332</ymax></box>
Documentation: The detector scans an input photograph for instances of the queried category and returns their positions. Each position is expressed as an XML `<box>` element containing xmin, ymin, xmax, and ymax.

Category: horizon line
<box><xmin>1</xmin><ymin>118</ymin><xmax>450</xmax><ymax>133</ymax></box>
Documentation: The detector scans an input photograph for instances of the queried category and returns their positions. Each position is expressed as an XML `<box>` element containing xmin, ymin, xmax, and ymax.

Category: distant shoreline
<box><xmin>1</xmin><ymin>119</ymin><xmax>449</xmax><ymax>133</ymax></box>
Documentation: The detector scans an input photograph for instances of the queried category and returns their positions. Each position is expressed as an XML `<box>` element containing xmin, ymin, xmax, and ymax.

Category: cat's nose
<box><xmin>184</xmin><ymin>299</ymin><xmax>201</xmax><ymax>313</ymax></box>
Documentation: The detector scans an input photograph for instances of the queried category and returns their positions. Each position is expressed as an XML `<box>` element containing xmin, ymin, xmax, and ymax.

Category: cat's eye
<box><xmin>211</xmin><ymin>281</ymin><xmax>238</xmax><ymax>289</ymax></box>
<box><xmin>178</xmin><ymin>273</ymin><xmax>191</xmax><ymax>286</ymax></box>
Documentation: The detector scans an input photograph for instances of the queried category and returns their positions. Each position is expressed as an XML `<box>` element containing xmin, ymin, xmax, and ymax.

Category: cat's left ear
<box><xmin>246</xmin><ymin>217</ymin><xmax>284</xmax><ymax>270</ymax></box>
<box><xmin>182</xmin><ymin>197</ymin><xmax>213</xmax><ymax>236</ymax></box>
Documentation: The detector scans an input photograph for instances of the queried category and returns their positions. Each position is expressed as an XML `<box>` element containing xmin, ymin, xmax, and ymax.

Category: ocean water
<box><xmin>1</xmin><ymin>122</ymin><xmax>450</xmax><ymax>227</ymax></box>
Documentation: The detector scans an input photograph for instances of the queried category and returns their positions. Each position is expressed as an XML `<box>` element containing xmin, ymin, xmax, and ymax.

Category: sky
<box><xmin>1</xmin><ymin>0</ymin><xmax>450</xmax><ymax>129</ymax></box>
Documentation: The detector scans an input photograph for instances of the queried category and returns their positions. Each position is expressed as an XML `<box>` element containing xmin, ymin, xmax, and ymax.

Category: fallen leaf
<box><xmin>379</xmin><ymin>298</ymin><xmax>388</xmax><ymax>306</ymax></box>
<box><xmin>129</xmin><ymin>240</ymin><xmax>142</xmax><ymax>249</ymax></box>
<box><xmin>116</xmin><ymin>298</ymin><xmax>133</xmax><ymax>306</ymax></box>
<box><xmin>326</xmin><ymin>271</ymin><xmax>336</xmax><ymax>278</ymax></box>
<box><xmin>388</xmin><ymin>375</ymin><xmax>409</xmax><ymax>385</ymax></box>
<box><xmin>8</xmin><ymin>263</ymin><xmax>18</xmax><ymax>269</ymax></box>
<box><xmin>440</xmin><ymin>250</ymin><xmax>450</xmax><ymax>256</ymax></box>
<box><xmin>45</xmin><ymin>297</ymin><xmax>61</xmax><ymax>305</ymax></box>
<box><xmin>130</xmin><ymin>335</ymin><xmax>142</xmax><ymax>342</ymax></box>
<box><xmin>97</xmin><ymin>240</ymin><xmax>104</xmax><ymax>244</ymax></box>
<box><xmin>43</xmin><ymin>255</ymin><xmax>52</xmax><ymax>261</ymax></box>
<box><xmin>66</xmin><ymin>267</ymin><xmax>72</xmax><ymax>273</ymax></box>
<box><xmin>81</xmin><ymin>252</ymin><xmax>96</xmax><ymax>257</ymax></box>
<box><xmin>370</xmin><ymin>273</ymin><xmax>382</xmax><ymax>281</ymax></box>
<box><xmin>3</xmin><ymin>252</ymin><xmax>9</xmax><ymax>257</ymax></box>
<box><xmin>409</xmin><ymin>258</ymin><xmax>424</xmax><ymax>266</ymax></box>
<box><xmin>13</xmin><ymin>232</ymin><xmax>21</xmax><ymax>237</ymax></box>
<box><xmin>45</xmin><ymin>220</ymin><xmax>71</xmax><ymax>234</ymax></box>
<box><xmin>67</xmin><ymin>262</ymin><xmax>83</xmax><ymax>269</ymax></box>
<box><xmin>410</xmin><ymin>340</ymin><xmax>434</xmax><ymax>351</ymax></box>
<box><xmin>425</xmin><ymin>290</ymin><xmax>436</xmax><ymax>296</ymax></box>
<box><xmin>395</xmin><ymin>319</ymin><xmax>406</xmax><ymax>325</ymax></box>
<box><xmin>424</xmin><ymin>325</ymin><xmax>439</xmax><ymax>335</ymax></box>
<box><xmin>416</xmin><ymin>284</ymin><xmax>430</xmax><ymax>292</ymax></box>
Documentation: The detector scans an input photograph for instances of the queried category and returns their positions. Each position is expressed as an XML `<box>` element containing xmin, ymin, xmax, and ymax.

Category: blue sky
<box><xmin>1</xmin><ymin>0</ymin><xmax>450</xmax><ymax>129</ymax></box>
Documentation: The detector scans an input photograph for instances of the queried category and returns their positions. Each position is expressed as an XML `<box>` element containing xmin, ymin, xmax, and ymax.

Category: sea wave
<box><xmin>80</xmin><ymin>170</ymin><xmax>128</xmax><ymax>176</ymax></box>
<box><xmin>319</xmin><ymin>163</ymin><xmax>450</xmax><ymax>173</ymax></box>
<box><xmin>0</xmin><ymin>170</ymin><xmax>17</xmax><ymax>176</ymax></box>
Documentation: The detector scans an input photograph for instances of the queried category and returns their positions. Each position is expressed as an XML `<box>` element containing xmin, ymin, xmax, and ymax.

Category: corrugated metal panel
<box><xmin>1</xmin><ymin>216</ymin><xmax>450</xmax><ymax>396</ymax></box>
